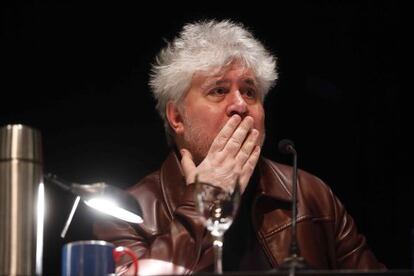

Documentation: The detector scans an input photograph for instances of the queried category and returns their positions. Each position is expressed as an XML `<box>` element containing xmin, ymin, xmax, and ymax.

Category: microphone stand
<box><xmin>277</xmin><ymin>140</ymin><xmax>309</xmax><ymax>276</ymax></box>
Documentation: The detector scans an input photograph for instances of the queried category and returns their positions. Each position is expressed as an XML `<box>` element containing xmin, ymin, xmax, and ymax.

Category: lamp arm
<box><xmin>44</xmin><ymin>173</ymin><xmax>72</xmax><ymax>193</ymax></box>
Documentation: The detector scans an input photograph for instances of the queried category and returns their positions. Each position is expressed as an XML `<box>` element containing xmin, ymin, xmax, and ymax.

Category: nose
<box><xmin>226</xmin><ymin>90</ymin><xmax>248</xmax><ymax>118</ymax></box>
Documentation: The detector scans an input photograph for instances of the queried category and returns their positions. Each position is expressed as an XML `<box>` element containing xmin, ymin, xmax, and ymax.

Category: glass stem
<box><xmin>213</xmin><ymin>234</ymin><xmax>224</xmax><ymax>274</ymax></box>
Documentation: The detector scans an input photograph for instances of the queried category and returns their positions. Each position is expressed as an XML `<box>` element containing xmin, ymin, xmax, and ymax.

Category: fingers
<box><xmin>209</xmin><ymin>115</ymin><xmax>242</xmax><ymax>153</ymax></box>
<box><xmin>180</xmin><ymin>148</ymin><xmax>196</xmax><ymax>184</ymax></box>
<box><xmin>235</xmin><ymin>128</ymin><xmax>259</xmax><ymax>165</ymax></box>
<box><xmin>240</xmin><ymin>145</ymin><xmax>261</xmax><ymax>192</ymax></box>
<box><xmin>185</xmin><ymin>115</ymin><xmax>260</xmax><ymax>193</ymax></box>
<box><xmin>221</xmin><ymin>116</ymin><xmax>254</xmax><ymax>156</ymax></box>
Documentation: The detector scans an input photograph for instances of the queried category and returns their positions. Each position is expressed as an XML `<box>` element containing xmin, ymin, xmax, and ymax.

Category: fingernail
<box><xmin>245</xmin><ymin>116</ymin><xmax>253</xmax><ymax>123</ymax></box>
<box><xmin>232</xmin><ymin>114</ymin><xmax>241</xmax><ymax>121</ymax></box>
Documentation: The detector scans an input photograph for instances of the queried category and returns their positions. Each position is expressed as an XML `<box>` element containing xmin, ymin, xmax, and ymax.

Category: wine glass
<box><xmin>194</xmin><ymin>175</ymin><xmax>241</xmax><ymax>274</ymax></box>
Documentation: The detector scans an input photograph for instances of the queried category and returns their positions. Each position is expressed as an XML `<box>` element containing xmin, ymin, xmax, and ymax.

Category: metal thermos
<box><xmin>0</xmin><ymin>124</ymin><xmax>44</xmax><ymax>275</ymax></box>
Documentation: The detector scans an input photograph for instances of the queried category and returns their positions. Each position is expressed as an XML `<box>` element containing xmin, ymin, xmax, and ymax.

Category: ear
<box><xmin>166</xmin><ymin>101</ymin><xmax>185</xmax><ymax>135</ymax></box>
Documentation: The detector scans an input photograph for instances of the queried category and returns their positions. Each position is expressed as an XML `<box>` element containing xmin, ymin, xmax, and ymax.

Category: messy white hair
<box><xmin>149</xmin><ymin>19</ymin><xmax>278</xmax><ymax>141</ymax></box>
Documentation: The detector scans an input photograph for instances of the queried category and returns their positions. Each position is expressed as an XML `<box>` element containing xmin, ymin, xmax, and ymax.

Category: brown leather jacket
<box><xmin>94</xmin><ymin>151</ymin><xmax>385</xmax><ymax>272</ymax></box>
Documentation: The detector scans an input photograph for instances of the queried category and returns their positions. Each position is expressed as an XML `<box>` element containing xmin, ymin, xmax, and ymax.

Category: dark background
<box><xmin>1</xmin><ymin>1</ymin><xmax>408</xmax><ymax>274</ymax></box>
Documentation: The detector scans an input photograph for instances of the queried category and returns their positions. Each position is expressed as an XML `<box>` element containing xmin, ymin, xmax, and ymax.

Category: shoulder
<box><xmin>262</xmin><ymin>157</ymin><xmax>332</xmax><ymax>193</ymax></box>
<box><xmin>126</xmin><ymin>169</ymin><xmax>172</xmax><ymax>234</ymax></box>
<box><xmin>127</xmin><ymin>170</ymin><xmax>162</xmax><ymax>200</ymax></box>
<box><xmin>261</xmin><ymin>157</ymin><xmax>337</xmax><ymax>216</ymax></box>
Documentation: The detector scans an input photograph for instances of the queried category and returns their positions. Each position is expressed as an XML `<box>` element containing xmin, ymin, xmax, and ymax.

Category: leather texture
<box><xmin>93</xmin><ymin>151</ymin><xmax>385</xmax><ymax>272</ymax></box>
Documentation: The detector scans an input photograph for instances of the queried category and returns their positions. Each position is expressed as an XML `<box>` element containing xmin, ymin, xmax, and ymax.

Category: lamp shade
<box><xmin>44</xmin><ymin>174</ymin><xmax>143</xmax><ymax>224</ymax></box>
<box><xmin>72</xmin><ymin>182</ymin><xmax>143</xmax><ymax>224</ymax></box>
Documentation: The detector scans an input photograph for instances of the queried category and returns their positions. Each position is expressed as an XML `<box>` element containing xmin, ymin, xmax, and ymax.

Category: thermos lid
<box><xmin>0</xmin><ymin>124</ymin><xmax>43</xmax><ymax>163</ymax></box>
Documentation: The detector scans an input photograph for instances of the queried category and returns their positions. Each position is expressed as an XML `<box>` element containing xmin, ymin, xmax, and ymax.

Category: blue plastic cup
<box><xmin>61</xmin><ymin>240</ymin><xmax>138</xmax><ymax>276</ymax></box>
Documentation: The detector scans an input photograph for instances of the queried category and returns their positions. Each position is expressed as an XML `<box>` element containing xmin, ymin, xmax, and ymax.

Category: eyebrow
<box><xmin>243</xmin><ymin>78</ymin><xmax>257</xmax><ymax>87</ymax></box>
<box><xmin>200</xmin><ymin>79</ymin><xmax>230</xmax><ymax>89</ymax></box>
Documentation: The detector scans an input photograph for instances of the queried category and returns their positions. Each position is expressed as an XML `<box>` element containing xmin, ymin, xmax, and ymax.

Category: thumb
<box><xmin>180</xmin><ymin>148</ymin><xmax>196</xmax><ymax>184</ymax></box>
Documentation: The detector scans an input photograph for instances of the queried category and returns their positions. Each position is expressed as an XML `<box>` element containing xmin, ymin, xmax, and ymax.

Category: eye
<box><xmin>209</xmin><ymin>87</ymin><xmax>228</xmax><ymax>96</ymax></box>
<box><xmin>243</xmin><ymin>88</ymin><xmax>257</xmax><ymax>99</ymax></box>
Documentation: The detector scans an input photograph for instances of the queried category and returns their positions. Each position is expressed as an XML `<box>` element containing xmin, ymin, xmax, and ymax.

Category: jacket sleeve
<box><xmin>329</xmin><ymin>187</ymin><xmax>386</xmax><ymax>269</ymax></box>
<box><xmin>93</xmin><ymin>184</ymin><xmax>212</xmax><ymax>273</ymax></box>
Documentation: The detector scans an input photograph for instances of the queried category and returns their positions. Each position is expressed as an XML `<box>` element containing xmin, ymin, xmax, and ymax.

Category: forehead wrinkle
<box><xmin>197</xmin><ymin>65</ymin><xmax>257</xmax><ymax>89</ymax></box>
<box><xmin>199</xmin><ymin>77</ymin><xmax>229</xmax><ymax>90</ymax></box>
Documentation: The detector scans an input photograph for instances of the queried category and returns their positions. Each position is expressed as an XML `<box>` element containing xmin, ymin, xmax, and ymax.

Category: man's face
<box><xmin>177</xmin><ymin>62</ymin><xmax>265</xmax><ymax>164</ymax></box>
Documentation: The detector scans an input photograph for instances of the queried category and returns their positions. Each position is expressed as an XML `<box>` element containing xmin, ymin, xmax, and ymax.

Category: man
<box><xmin>94</xmin><ymin>19</ymin><xmax>385</xmax><ymax>272</ymax></box>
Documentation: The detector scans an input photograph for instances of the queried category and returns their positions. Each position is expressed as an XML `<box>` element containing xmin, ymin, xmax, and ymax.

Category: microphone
<box><xmin>278</xmin><ymin>139</ymin><xmax>296</xmax><ymax>155</ymax></box>
<box><xmin>277</xmin><ymin>139</ymin><xmax>308</xmax><ymax>275</ymax></box>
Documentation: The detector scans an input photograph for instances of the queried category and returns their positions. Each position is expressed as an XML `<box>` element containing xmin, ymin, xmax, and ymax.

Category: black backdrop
<box><xmin>1</xmin><ymin>1</ymin><xmax>409</xmax><ymax>274</ymax></box>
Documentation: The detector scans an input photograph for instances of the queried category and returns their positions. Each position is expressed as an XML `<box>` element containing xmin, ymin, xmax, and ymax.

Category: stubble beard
<box><xmin>182</xmin><ymin>115</ymin><xmax>213</xmax><ymax>165</ymax></box>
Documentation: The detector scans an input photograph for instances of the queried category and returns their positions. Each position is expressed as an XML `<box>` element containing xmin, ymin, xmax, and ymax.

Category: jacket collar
<box><xmin>257</xmin><ymin>158</ymin><xmax>292</xmax><ymax>203</ymax></box>
<box><xmin>159</xmin><ymin>151</ymin><xmax>187</xmax><ymax>216</ymax></box>
<box><xmin>160</xmin><ymin>151</ymin><xmax>292</xmax><ymax>215</ymax></box>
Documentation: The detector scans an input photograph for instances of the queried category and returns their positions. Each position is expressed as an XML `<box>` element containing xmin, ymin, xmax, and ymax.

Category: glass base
<box><xmin>277</xmin><ymin>254</ymin><xmax>311</xmax><ymax>271</ymax></box>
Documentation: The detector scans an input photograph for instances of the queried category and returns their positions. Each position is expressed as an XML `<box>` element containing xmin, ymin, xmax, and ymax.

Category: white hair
<box><xmin>149</xmin><ymin>19</ymin><xmax>278</xmax><ymax>140</ymax></box>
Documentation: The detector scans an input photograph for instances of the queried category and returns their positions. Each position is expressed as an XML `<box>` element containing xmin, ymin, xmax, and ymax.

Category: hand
<box><xmin>180</xmin><ymin>115</ymin><xmax>261</xmax><ymax>193</ymax></box>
